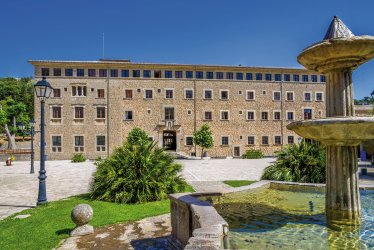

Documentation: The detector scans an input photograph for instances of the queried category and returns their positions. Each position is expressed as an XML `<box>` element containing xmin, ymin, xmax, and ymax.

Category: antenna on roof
<box><xmin>102</xmin><ymin>32</ymin><xmax>105</xmax><ymax>59</ymax></box>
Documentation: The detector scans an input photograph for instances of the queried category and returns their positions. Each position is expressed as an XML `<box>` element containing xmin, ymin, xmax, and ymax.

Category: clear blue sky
<box><xmin>1</xmin><ymin>0</ymin><xmax>373</xmax><ymax>99</ymax></box>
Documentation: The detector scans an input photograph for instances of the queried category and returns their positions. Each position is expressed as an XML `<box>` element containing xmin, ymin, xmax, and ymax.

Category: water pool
<box><xmin>205</xmin><ymin>187</ymin><xmax>374</xmax><ymax>249</ymax></box>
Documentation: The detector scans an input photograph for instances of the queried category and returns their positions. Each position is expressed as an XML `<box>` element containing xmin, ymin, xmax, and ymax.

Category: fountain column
<box><xmin>288</xmin><ymin>16</ymin><xmax>374</xmax><ymax>227</ymax></box>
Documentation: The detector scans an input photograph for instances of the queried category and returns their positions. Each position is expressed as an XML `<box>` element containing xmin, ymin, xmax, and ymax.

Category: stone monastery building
<box><xmin>29</xmin><ymin>59</ymin><xmax>326</xmax><ymax>159</ymax></box>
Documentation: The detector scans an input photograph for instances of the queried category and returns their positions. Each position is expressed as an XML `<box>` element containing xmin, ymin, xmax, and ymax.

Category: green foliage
<box><xmin>262</xmin><ymin>140</ymin><xmax>326</xmax><ymax>183</ymax></box>
<box><xmin>0</xmin><ymin>196</ymin><xmax>170</xmax><ymax>250</ymax></box>
<box><xmin>242</xmin><ymin>149</ymin><xmax>264</xmax><ymax>159</ymax></box>
<box><xmin>193</xmin><ymin>124</ymin><xmax>214</xmax><ymax>157</ymax></box>
<box><xmin>90</xmin><ymin>128</ymin><xmax>187</xmax><ymax>203</ymax></box>
<box><xmin>223</xmin><ymin>180</ymin><xmax>257</xmax><ymax>187</ymax></box>
<box><xmin>354</xmin><ymin>89</ymin><xmax>374</xmax><ymax>105</ymax></box>
<box><xmin>127</xmin><ymin>127</ymin><xmax>150</xmax><ymax>145</ymax></box>
<box><xmin>71</xmin><ymin>153</ymin><xmax>86</xmax><ymax>163</ymax></box>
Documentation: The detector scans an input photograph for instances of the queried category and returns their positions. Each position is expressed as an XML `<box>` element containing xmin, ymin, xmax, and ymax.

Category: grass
<box><xmin>0</xmin><ymin>185</ymin><xmax>194</xmax><ymax>250</ymax></box>
<box><xmin>223</xmin><ymin>180</ymin><xmax>257</xmax><ymax>187</ymax></box>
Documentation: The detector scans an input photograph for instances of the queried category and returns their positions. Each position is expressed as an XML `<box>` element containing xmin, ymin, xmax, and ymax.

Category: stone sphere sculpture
<box><xmin>70</xmin><ymin>204</ymin><xmax>94</xmax><ymax>236</ymax></box>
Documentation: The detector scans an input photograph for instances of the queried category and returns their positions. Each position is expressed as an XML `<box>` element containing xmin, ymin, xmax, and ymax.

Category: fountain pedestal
<box><xmin>288</xmin><ymin>16</ymin><xmax>374</xmax><ymax>227</ymax></box>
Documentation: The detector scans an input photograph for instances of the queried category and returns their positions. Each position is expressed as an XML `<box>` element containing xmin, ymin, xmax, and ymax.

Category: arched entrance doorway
<box><xmin>163</xmin><ymin>131</ymin><xmax>176</xmax><ymax>150</ymax></box>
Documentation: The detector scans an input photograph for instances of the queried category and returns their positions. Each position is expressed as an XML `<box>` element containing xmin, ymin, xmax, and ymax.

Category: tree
<box><xmin>0</xmin><ymin>78</ymin><xmax>34</xmax><ymax>149</ymax></box>
<box><xmin>90</xmin><ymin>128</ymin><xmax>187</xmax><ymax>203</ymax></box>
<box><xmin>261</xmin><ymin>140</ymin><xmax>326</xmax><ymax>183</ymax></box>
<box><xmin>193</xmin><ymin>124</ymin><xmax>214</xmax><ymax>158</ymax></box>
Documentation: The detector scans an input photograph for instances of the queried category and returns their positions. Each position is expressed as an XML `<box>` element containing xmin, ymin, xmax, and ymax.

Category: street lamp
<box><xmin>29</xmin><ymin>118</ymin><xmax>36</xmax><ymax>174</ymax></box>
<box><xmin>34</xmin><ymin>77</ymin><xmax>53</xmax><ymax>205</ymax></box>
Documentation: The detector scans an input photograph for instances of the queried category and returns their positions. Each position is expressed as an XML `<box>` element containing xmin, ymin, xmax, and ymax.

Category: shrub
<box><xmin>242</xmin><ymin>149</ymin><xmax>264</xmax><ymax>159</ymax></box>
<box><xmin>261</xmin><ymin>140</ymin><xmax>326</xmax><ymax>183</ymax></box>
<box><xmin>90</xmin><ymin>128</ymin><xmax>187</xmax><ymax>203</ymax></box>
<box><xmin>71</xmin><ymin>153</ymin><xmax>86</xmax><ymax>163</ymax></box>
<box><xmin>193</xmin><ymin>124</ymin><xmax>214</xmax><ymax>158</ymax></box>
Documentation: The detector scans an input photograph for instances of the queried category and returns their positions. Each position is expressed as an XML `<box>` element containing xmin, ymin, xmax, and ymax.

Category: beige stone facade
<box><xmin>29</xmin><ymin>60</ymin><xmax>326</xmax><ymax>160</ymax></box>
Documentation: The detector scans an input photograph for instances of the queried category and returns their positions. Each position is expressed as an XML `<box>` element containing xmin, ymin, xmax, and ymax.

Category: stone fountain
<box><xmin>287</xmin><ymin>16</ymin><xmax>374</xmax><ymax>227</ymax></box>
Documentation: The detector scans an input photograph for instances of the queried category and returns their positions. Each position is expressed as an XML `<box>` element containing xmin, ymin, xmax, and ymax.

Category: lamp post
<box><xmin>29</xmin><ymin>118</ymin><xmax>36</xmax><ymax>174</ymax></box>
<box><xmin>34</xmin><ymin>77</ymin><xmax>53</xmax><ymax>205</ymax></box>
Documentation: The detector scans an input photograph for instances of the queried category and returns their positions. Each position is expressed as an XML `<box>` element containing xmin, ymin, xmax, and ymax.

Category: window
<box><xmin>41</xmin><ymin>68</ymin><xmax>49</xmax><ymax>76</ymax></box>
<box><xmin>204</xmin><ymin>89</ymin><xmax>213</xmax><ymax>99</ymax></box>
<box><xmin>72</xmin><ymin>86</ymin><xmax>87</xmax><ymax>97</ymax></box>
<box><xmin>311</xmin><ymin>75</ymin><xmax>318</xmax><ymax>82</ymax></box>
<box><xmin>288</xmin><ymin>136</ymin><xmax>294</xmax><ymax>144</ymax></box>
<box><xmin>164</xmin><ymin>107</ymin><xmax>175</xmax><ymax>120</ymax></box>
<box><xmin>185</xmin><ymin>89</ymin><xmax>194</xmax><ymax>99</ymax></box>
<box><xmin>97</xmin><ymin>107</ymin><xmax>105</xmax><ymax>119</ymax></box>
<box><xmin>220</xmin><ymin>111</ymin><xmax>229</xmax><ymax>120</ymax></box>
<box><xmin>53</xmin><ymin>68</ymin><xmax>61</xmax><ymax>76</ymax></box>
<box><xmin>165</xmin><ymin>70</ymin><xmax>173</xmax><ymax>78</ymax></box>
<box><xmin>65</xmin><ymin>68</ymin><xmax>73</xmax><ymax>76</ymax></box>
<box><xmin>255</xmin><ymin>73</ymin><xmax>262</xmax><ymax>81</ymax></box>
<box><xmin>246</xmin><ymin>90</ymin><xmax>255</xmax><ymax>100</ymax></box>
<box><xmin>273</xmin><ymin>91</ymin><xmax>281</xmax><ymax>101</ymax></box>
<box><xmin>284</xmin><ymin>74</ymin><xmax>290</xmax><ymax>81</ymax></box>
<box><xmin>320</xmin><ymin>75</ymin><xmax>326</xmax><ymax>82</ymax></box>
<box><xmin>274</xmin><ymin>136</ymin><xmax>282</xmax><ymax>145</ymax></box>
<box><xmin>74</xmin><ymin>107</ymin><xmax>84</xmax><ymax>119</ymax></box>
<box><xmin>274</xmin><ymin>111</ymin><xmax>281</xmax><ymax>120</ymax></box>
<box><xmin>143</xmin><ymin>70</ymin><xmax>151</xmax><ymax>78</ymax></box>
<box><xmin>97</xmin><ymin>89</ymin><xmax>105</xmax><ymax>98</ymax></box>
<box><xmin>287</xmin><ymin>111</ymin><xmax>294</xmax><ymax>121</ymax></box>
<box><xmin>226</xmin><ymin>72</ymin><xmax>233</xmax><ymax>80</ymax></box>
<box><xmin>303</xmin><ymin>109</ymin><xmax>313</xmax><ymax>120</ymax></box>
<box><xmin>154</xmin><ymin>70</ymin><xmax>162</xmax><ymax>78</ymax></box>
<box><xmin>286</xmin><ymin>92</ymin><xmax>294</xmax><ymax>101</ymax></box>
<box><xmin>247</xmin><ymin>111</ymin><xmax>255</xmax><ymax>120</ymax></box>
<box><xmin>316</xmin><ymin>92</ymin><xmax>323</xmax><ymax>101</ymax></box>
<box><xmin>96</xmin><ymin>136</ymin><xmax>106</xmax><ymax>151</ymax></box>
<box><xmin>246</xmin><ymin>73</ymin><xmax>253</xmax><ymax>80</ymax></box>
<box><xmin>52</xmin><ymin>136</ymin><xmax>62</xmax><ymax>152</ymax></box>
<box><xmin>77</xmin><ymin>69</ymin><xmax>85</xmax><ymax>77</ymax></box>
<box><xmin>275</xmin><ymin>74</ymin><xmax>282</xmax><ymax>81</ymax></box>
<box><xmin>145</xmin><ymin>89</ymin><xmax>153</xmax><ymax>99</ymax></box>
<box><xmin>124</xmin><ymin>111</ymin><xmax>133</xmax><ymax>120</ymax></box>
<box><xmin>196</xmin><ymin>71</ymin><xmax>204</xmax><ymax>79</ymax></box>
<box><xmin>204</xmin><ymin>111</ymin><xmax>212</xmax><ymax>120</ymax></box>
<box><xmin>121</xmin><ymin>70</ymin><xmax>129</xmax><ymax>77</ymax></box>
<box><xmin>261</xmin><ymin>111</ymin><xmax>268</xmax><ymax>120</ymax></box>
<box><xmin>221</xmin><ymin>136</ymin><xmax>229</xmax><ymax>145</ymax></box>
<box><xmin>186</xmin><ymin>136</ymin><xmax>193</xmax><ymax>146</ymax></box>
<box><xmin>262</xmin><ymin>90</ymin><xmax>267</xmax><ymax>95</ymax></box>
<box><xmin>206</xmin><ymin>72</ymin><xmax>213</xmax><ymax>79</ymax></box>
<box><xmin>110</xmin><ymin>69</ymin><xmax>118</xmax><ymax>77</ymax></box>
<box><xmin>216</xmin><ymin>72</ymin><xmax>224</xmax><ymax>79</ymax></box>
<box><xmin>133</xmin><ymin>70</ymin><xmax>140</xmax><ymax>78</ymax></box>
<box><xmin>247</xmin><ymin>136</ymin><xmax>255</xmax><ymax>145</ymax></box>
<box><xmin>99</xmin><ymin>69</ymin><xmax>107</xmax><ymax>77</ymax></box>
<box><xmin>262</xmin><ymin>136</ymin><xmax>269</xmax><ymax>145</ymax></box>
<box><xmin>304</xmin><ymin>92</ymin><xmax>312</xmax><ymax>101</ymax></box>
<box><xmin>88</xmin><ymin>69</ymin><xmax>96</xmax><ymax>77</ymax></box>
<box><xmin>53</xmin><ymin>89</ymin><xmax>61</xmax><ymax>98</ymax></box>
<box><xmin>220</xmin><ymin>90</ymin><xmax>229</xmax><ymax>100</ymax></box>
<box><xmin>265</xmin><ymin>73</ymin><xmax>272</xmax><ymax>81</ymax></box>
<box><xmin>125</xmin><ymin>89</ymin><xmax>133</xmax><ymax>99</ymax></box>
<box><xmin>236</xmin><ymin>73</ymin><xmax>243</xmax><ymax>80</ymax></box>
<box><xmin>165</xmin><ymin>89</ymin><xmax>174</xmax><ymax>99</ymax></box>
<box><xmin>175</xmin><ymin>71</ymin><xmax>183</xmax><ymax>78</ymax></box>
<box><xmin>293</xmin><ymin>74</ymin><xmax>299</xmax><ymax>82</ymax></box>
<box><xmin>187</xmin><ymin>110</ymin><xmax>192</xmax><ymax>115</ymax></box>
<box><xmin>52</xmin><ymin>107</ymin><xmax>61</xmax><ymax>119</ymax></box>
<box><xmin>186</xmin><ymin>71</ymin><xmax>193</xmax><ymax>79</ymax></box>
<box><xmin>74</xmin><ymin>136</ymin><xmax>84</xmax><ymax>152</ymax></box>
<box><xmin>302</xmin><ymin>75</ymin><xmax>309</xmax><ymax>82</ymax></box>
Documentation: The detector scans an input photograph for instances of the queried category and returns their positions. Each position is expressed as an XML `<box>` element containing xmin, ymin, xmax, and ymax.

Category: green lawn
<box><xmin>0</xmin><ymin>185</ymin><xmax>195</xmax><ymax>250</ymax></box>
<box><xmin>223</xmin><ymin>180</ymin><xmax>257</xmax><ymax>187</ymax></box>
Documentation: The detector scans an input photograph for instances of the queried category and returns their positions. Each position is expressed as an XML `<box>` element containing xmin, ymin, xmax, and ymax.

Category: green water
<box><xmin>205</xmin><ymin>187</ymin><xmax>374</xmax><ymax>249</ymax></box>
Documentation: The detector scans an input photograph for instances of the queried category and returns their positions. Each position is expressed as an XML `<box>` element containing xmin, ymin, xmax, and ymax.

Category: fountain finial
<box><xmin>323</xmin><ymin>16</ymin><xmax>354</xmax><ymax>40</ymax></box>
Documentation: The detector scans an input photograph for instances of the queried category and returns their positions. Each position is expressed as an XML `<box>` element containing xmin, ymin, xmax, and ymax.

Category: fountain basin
<box><xmin>287</xmin><ymin>117</ymin><xmax>374</xmax><ymax>146</ymax></box>
<box><xmin>297</xmin><ymin>36</ymin><xmax>374</xmax><ymax>73</ymax></box>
